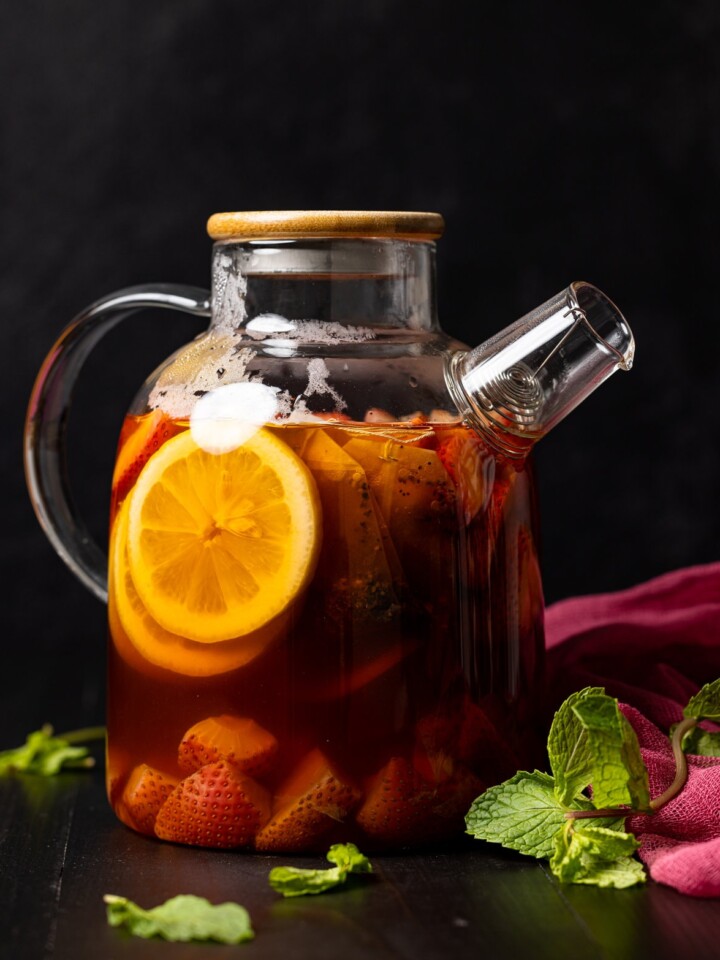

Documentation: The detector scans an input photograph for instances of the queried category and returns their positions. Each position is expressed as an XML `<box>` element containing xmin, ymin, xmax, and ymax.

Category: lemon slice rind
<box><xmin>126</xmin><ymin>428</ymin><xmax>319</xmax><ymax>642</ymax></box>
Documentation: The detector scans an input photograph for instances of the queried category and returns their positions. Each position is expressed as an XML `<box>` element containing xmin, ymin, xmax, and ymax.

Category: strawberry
<box><xmin>254</xmin><ymin>749</ymin><xmax>360</xmax><ymax>853</ymax></box>
<box><xmin>355</xmin><ymin>756</ymin><xmax>437</xmax><ymax>845</ymax></box>
<box><xmin>154</xmin><ymin>760</ymin><xmax>270</xmax><ymax>849</ymax></box>
<box><xmin>112</xmin><ymin>410</ymin><xmax>182</xmax><ymax>507</ymax></box>
<box><xmin>436</xmin><ymin>427</ymin><xmax>488</xmax><ymax>524</ymax></box>
<box><xmin>357</xmin><ymin>756</ymin><xmax>484</xmax><ymax>846</ymax></box>
<box><xmin>177</xmin><ymin>715</ymin><xmax>278</xmax><ymax>778</ymax></box>
<box><xmin>120</xmin><ymin>763</ymin><xmax>178</xmax><ymax>835</ymax></box>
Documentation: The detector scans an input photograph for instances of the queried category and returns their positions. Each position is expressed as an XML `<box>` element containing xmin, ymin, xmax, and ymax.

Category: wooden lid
<box><xmin>207</xmin><ymin>210</ymin><xmax>445</xmax><ymax>241</ymax></box>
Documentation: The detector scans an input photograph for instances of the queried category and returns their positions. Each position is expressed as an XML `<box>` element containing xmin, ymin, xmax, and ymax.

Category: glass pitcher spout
<box><xmin>446</xmin><ymin>281</ymin><xmax>635</xmax><ymax>457</ymax></box>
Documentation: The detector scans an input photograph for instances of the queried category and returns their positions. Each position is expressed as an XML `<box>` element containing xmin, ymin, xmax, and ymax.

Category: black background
<box><xmin>2</xmin><ymin>1</ymin><xmax>719</xmax><ymax>701</ymax></box>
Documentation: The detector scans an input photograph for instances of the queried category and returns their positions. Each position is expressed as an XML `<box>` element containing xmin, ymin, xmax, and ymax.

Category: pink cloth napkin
<box><xmin>545</xmin><ymin>562</ymin><xmax>720</xmax><ymax>897</ymax></box>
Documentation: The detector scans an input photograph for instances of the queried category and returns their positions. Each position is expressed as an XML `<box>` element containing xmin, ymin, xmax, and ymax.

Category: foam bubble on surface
<box><xmin>190</xmin><ymin>382</ymin><xmax>281</xmax><ymax>453</ymax></box>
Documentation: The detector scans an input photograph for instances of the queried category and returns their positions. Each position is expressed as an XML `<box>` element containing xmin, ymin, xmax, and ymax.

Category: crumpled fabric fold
<box><xmin>545</xmin><ymin>562</ymin><xmax>720</xmax><ymax>897</ymax></box>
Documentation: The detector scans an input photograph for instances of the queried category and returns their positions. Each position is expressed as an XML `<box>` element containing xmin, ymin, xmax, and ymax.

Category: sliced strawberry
<box><xmin>177</xmin><ymin>715</ymin><xmax>278</xmax><ymax>778</ymax></box>
<box><xmin>120</xmin><ymin>763</ymin><xmax>178</xmax><ymax>835</ymax></box>
<box><xmin>355</xmin><ymin>756</ymin><xmax>437</xmax><ymax>845</ymax></box>
<box><xmin>254</xmin><ymin>749</ymin><xmax>360</xmax><ymax>853</ymax></box>
<box><xmin>436</xmin><ymin>427</ymin><xmax>489</xmax><ymax>523</ymax></box>
<box><xmin>112</xmin><ymin>410</ymin><xmax>182</xmax><ymax>507</ymax></box>
<box><xmin>357</xmin><ymin>755</ymin><xmax>483</xmax><ymax>846</ymax></box>
<box><xmin>154</xmin><ymin>760</ymin><xmax>270</xmax><ymax>849</ymax></box>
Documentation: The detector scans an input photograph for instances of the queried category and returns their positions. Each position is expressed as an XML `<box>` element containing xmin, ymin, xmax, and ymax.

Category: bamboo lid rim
<box><xmin>207</xmin><ymin>210</ymin><xmax>445</xmax><ymax>241</ymax></box>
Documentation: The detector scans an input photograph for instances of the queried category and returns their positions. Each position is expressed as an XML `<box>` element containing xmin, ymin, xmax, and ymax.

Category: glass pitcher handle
<box><xmin>24</xmin><ymin>284</ymin><xmax>212</xmax><ymax>603</ymax></box>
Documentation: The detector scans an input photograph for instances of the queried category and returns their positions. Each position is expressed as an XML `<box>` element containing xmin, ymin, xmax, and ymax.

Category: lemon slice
<box><xmin>126</xmin><ymin>428</ymin><xmax>320</xmax><ymax>642</ymax></box>
<box><xmin>110</xmin><ymin>501</ymin><xmax>286</xmax><ymax>676</ymax></box>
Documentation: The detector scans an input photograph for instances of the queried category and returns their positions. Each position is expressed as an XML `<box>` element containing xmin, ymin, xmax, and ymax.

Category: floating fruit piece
<box><xmin>300</xmin><ymin>642</ymin><xmax>416</xmax><ymax>702</ymax></box>
<box><xmin>282</xmin><ymin>428</ymin><xmax>403</xmax><ymax>595</ymax></box>
<box><xmin>120</xmin><ymin>763</ymin><xmax>178</xmax><ymax>835</ymax></box>
<box><xmin>429</xmin><ymin>409</ymin><xmax>461</xmax><ymax>423</ymax></box>
<box><xmin>112</xmin><ymin>410</ymin><xmax>182</xmax><ymax>507</ymax></box>
<box><xmin>364</xmin><ymin>407</ymin><xmax>395</xmax><ymax>423</ymax></box>
<box><xmin>177</xmin><ymin>715</ymin><xmax>278</xmax><ymax>777</ymax></box>
<box><xmin>254</xmin><ymin>749</ymin><xmax>360</xmax><ymax>852</ymax></box>
<box><xmin>436</xmin><ymin>427</ymin><xmax>488</xmax><ymax>524</ymax></box>
<box><xmin>154</xmin><ymin>761</ymin><xmax>270</xmax><ymax>849</ymax></box>
<box><xmin>356</xmin><ymin>756</ymin><xmax>482</xmax><ymax>845</ymax></box>
<box><xmin>343</xmin><ymin>434</ymin><xmax>455</xmax><ymax>602</ymax></box>
<box><xmin>278</xmin><ymin>428</ymin><xmax>406</xmax><ymax>692</ymax></box>
<box><xmin>355</xmin><ymin>756</ymin><xmax>435</xmax><ymax>845</ymax></box>
<box><xmin>127</xmin><ymin>428</ymin><xmax>320</xmax><ymax>642</ymax></box>
<box><xmin>110</xmin><ymin>502</ymin><xmax>283</xmax><ymax>677</ymax></box>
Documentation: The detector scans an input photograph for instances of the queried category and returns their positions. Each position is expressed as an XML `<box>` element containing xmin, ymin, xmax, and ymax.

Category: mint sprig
<box><xmin>468</xmin><ymin>687</ymin><xmax>648</xmax><ymax>889</ymax></box>
<box><xmin>104</xmin><ymin>894</ymin><xmax>253</xmax><ymax>943</ymax></box>
<box><xmin>269</xmin><ymin>843</ymin><xmax>372</xmax><ymax>897</ymax></box>
<box><xmin>0</xmin><ymin>725</ymin><xmax>105</xmax><ymax>775</ymax></box>
<box><xmin>467</xmin><ymin>680</ymin><xmax>720</xmax><ymax>888</ymax></box>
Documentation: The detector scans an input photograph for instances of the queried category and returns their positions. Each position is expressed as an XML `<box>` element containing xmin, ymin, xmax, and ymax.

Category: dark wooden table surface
<box><xmin>2</xmin><ymin>647</ymin><xmax>719</xmax><ymax>960</ymax></box>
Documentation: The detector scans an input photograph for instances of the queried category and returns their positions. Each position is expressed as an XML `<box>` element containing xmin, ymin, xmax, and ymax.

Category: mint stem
<box><xmin>648</xmin><ymin>715</ymin><xmax>695</xmax><ymax>811</ymax></box>
<box><xmin>57</xmin><ymin>726</ymin><xmax>106</xmax><ymax>745</ymax></box>
<box><xmin>565</xmin><ymin>716</ymin><xmax>697</xmax><ymax>821</ymax></box>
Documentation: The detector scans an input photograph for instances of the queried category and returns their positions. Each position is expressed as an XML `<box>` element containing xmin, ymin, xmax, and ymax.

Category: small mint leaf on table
<box><xmin>269</xmin><ymin>843</ymin><xmax>372</xmax><ymax>898</ymax></box>
<box><xmin>547</xmin><ymin>686</ymin><xmax>605</xmax><ymax>806</ymax></box>
<box><xmin>571</xmin><ymin>694</ymin><xmax>651</xmax><ymax>811</ymax></box>
<box><xmin>104</xmin><ymin>894</ymin><xmax>253</xmax><ymax>943</ymax></box>
<box><xmin>0</xmin><ymin>725</ymin><xmax>105</xmax><ymax>776</ymax></box>
<box><xmin>465</xmin><ymin>771</ymin><xmax>566</xmax><ymax>858</ymax></box>
<box><xmin>684</xmin><ymin>679</ymin><xmax>720</xmax><ymax>723</ymax></box>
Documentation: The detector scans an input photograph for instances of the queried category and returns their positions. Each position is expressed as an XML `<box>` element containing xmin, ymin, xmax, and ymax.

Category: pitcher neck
<box><xmin>210</xmin><ymin>238</ymin><xmax>439</xmax><ymax>333</ymax></box>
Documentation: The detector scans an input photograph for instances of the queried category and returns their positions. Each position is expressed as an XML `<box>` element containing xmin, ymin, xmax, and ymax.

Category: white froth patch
<box><xmin>304</xmin><ymin>358</ymin><xmax>347</xmax><ymax>410</ymax></box>
<box><xmin>149</xmin><ymin>342</ymin><xmax>258</xmax><ymax>420</ymax></box>
<box><xmin>212</xmin><ymin>251</ymin><xmax>248</xmax><ymax>333</ymax></box>
<box><xmin>190</xmin><ymin>382</ymin><xmax>280</xmax><ymax>454</ymax></box>
<box><xmin>246</xmin><ymin>314</ymin><xmax>295</xmax><ymax>334</ymax></box>
<box><xmin>244</xmin><ymin>318</ymin><xmax>374</xmax><ymax>345</ymax></box>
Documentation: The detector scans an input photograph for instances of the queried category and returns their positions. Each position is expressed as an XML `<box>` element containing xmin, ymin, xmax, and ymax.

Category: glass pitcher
<box><xmin>24</xmin><ymin>211</ymin><xmax>634</xmax><ymax>852</ymax></box>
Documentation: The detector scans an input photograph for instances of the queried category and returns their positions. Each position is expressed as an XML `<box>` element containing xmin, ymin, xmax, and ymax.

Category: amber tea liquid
<box><xmin>106</xmin><ymin>413</ymin><xmax>544</xmax><ymax>852</ymax></box>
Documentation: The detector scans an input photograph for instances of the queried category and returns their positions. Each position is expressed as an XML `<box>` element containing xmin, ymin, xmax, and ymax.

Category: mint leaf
<box><xmin>575</xmin><ymin>857</ymin><xmax>646</xmax><ymax>888</ymax></box>
<box><xmin>684</xmin><ymin>679</ymin><xmax>720</xmax><ymax>722</ymax></box>
<box><xmin>681</xmin><ymin>726</ymin><xmax>720</xmax><ymax>757</ymax></box>
<box><xmin>550</xmin><ymin>825</ymin><xmax>645</xmax><ymax>888</ymax></box>
<box><xmin>0</xmin><ymin>725</ymin><xmax>103</xmax><ymax>776</ymax></box>
<box><xmin>326</xmin><ymin>842</ymin><xmax>372</xmax><ymax>874</ymax></box>
<box><xmin>269</xmin><ymin>843</ymin><xmax>372</xmax><ymax>898</ymax></box>
<box><xmin>571</xmin><ymin>694</ymin><xmax>651</xmax><ymax>811</ymax></box>
<box><xmin>104</xmin><ymin>894</ymin><xmax>253</xmax><ymax>943</ymax></box>
<box><xmin>547</xmin><ymin>686</ymin><xmax>605</xmax><ymax>805</ymax></box>
<box><xmin>465</xmin><ymin>771</ymin><xmax>567</xmax><ymax>858</ymax></box>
